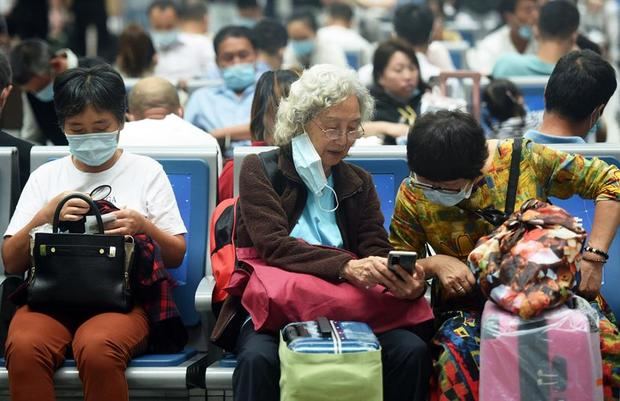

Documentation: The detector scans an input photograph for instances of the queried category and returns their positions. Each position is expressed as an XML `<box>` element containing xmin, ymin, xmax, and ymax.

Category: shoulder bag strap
<box><xmin>504</xmin><ymin>138</ymin><xmax>523</xmax><ymax>216</ymax></box>
<box><xmin>258</xmin><ymin>148</ymin><xmax>285</xmax><ymax>195</ymax></box>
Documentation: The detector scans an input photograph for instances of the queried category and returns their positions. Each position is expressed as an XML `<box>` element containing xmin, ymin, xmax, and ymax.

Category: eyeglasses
<box><xmin>313</xmin><ymin>120</ymin><xmax>365</xmax><ymax>141</ymax></box>
<box><xmin>410</xmin><ymin>173</ymin><xmax>467</xmax><ymax>195</ymax></box>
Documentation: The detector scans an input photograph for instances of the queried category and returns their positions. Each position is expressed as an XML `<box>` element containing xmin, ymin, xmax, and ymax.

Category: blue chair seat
<box><xmin>219</xmin><ymin>353</ymin><xmax>238</xmax><ymax>368</ymax></box>
<box><xmin>0</xmin><ymin>347</ymin><xmax>197</xmax><ymax>369</ymax></box>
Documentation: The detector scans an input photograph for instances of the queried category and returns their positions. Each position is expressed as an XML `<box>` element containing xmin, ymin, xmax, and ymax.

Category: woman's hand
<box><xmin>578</xmin><ymin>259</ymin><xmax>604</xmax><ymax>300</ymax></box>
<box><xmin>431</xmin><ymin>254</ymin><xmax>477</xmax><ymax>299</ymax></box>
<box><xmin>387</xmin><ymin>262</ymin><xmax>427</xmax><ymax>300</ymax></box>
<box><xmin>342</xmin><ymin>257</ymin><xmax>427</xmax><ymax>300</ymax></box>
<box><xmin>41</xmin><ymin>191</ymin><xmax>90</xmax><ymax>223</ymax></box>
<box><xmin>341</xmin><ymin>256</ymin><xmax>387</xmax><ymax>288</ymax></box>
<box><xmin>104</xmin><ymin>209</ymin><xmax>148</xmax><ymax>236</ymax></box>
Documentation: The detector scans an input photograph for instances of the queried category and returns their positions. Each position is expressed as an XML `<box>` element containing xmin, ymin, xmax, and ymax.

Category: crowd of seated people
<box><xmin>0</xmin><ymin>0</ymin><xmax>619</xmax><ymax>400</ymax></box>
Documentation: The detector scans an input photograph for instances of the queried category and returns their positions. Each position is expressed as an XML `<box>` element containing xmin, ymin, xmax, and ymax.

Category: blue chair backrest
<box><xmin>508</xmin><ymin>76</ymin><xmax>548</xmax><ymax>112</ymax></box>
<box><xmin>28</xmin><ymin>146</ymin><xmax>219</xmax><ymax>326</ymax></box>
<box><xmin>347</xmin><ymin>158</ymin><xmax>410</xmax><ymax>232</ymax></box>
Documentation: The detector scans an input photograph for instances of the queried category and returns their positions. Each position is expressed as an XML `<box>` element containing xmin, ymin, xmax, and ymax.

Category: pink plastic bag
<box><xmin>230</xmin><ymin>247</ymin><xmax>434</xmax><ymax>333</ymax></box>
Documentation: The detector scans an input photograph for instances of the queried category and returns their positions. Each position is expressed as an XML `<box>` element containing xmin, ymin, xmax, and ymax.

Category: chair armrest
<box><xmin>195</xmin><ymin>276</ymin><xmax>216</xmax><ymax>313</ymax></box>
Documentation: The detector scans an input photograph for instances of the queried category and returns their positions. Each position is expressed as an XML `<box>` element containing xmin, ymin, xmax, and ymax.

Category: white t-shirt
<box><xmin>283</xmin><ymin>36</ymin><xmax>348</xmax><ymax>70</ymax></box>
<box><xmin>119</xmin><ymin>114</ymin><xmax>223</xmax><ymax>172</ymax></box>
<box><xmin>317</xmin><ymin>25</ymin><xmax>374</xmax><ymax>67</ymax></box>
<box><xmin>466</xmin><ymin>25</ymin><xmax>537</xmax><ymax>76</ymax></box>
<box><xmin>154</xmin><ymin>33</ymin><xmax>217</xmax><ymax>81</ymax></box>
<box><xmin>5</xmin><ymin>152</ymin><xmax>187</xmax><ymax>237</ymax></box>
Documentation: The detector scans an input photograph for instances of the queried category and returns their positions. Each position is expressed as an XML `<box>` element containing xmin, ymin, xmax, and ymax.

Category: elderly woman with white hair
<box><xmin>226</xmin><ymin>64</ymin><xmax>432</xmax><ymax>401</ymax></box>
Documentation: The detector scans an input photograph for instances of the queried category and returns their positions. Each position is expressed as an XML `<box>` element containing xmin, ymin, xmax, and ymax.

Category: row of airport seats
<box><xmin>0</xmin><ymin>142</ymin><xmax>617</xmax><ymax>400</ymax></box>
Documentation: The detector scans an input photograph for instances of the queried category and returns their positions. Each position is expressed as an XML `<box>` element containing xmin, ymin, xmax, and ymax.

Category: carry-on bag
<box><xmin>279</xmin><ymin>317</ymin><xmax>383</xmax><ymax>401</ymax></box>
<box><xmin>480</xmin><ymin>300</ymin><xmax>603</xmax><ymax>401</ymax></box>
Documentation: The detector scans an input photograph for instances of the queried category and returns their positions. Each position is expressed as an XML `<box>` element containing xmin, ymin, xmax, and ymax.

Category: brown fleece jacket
<box><xmin>235</xmin><ymin>145</ymin><xmax>392</xmax><ymax>280</ymax></box>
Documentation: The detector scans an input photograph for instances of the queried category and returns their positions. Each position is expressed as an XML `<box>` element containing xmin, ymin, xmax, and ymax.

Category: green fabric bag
<box><xmin>279</xmin><ymin>333</ymin><xmax>383</xmax><ymax>401</ymax></box>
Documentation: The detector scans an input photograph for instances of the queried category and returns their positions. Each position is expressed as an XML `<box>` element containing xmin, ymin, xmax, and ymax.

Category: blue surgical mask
<box><xmin>291</xmin><ymin>39</ymin><xmax>315</xmax><ymax>58</ymax></box>
<box><xmin>237</xmin><ymin>17</ymin><xmax>257</xmax><ymax>28</ymax></box>
<box><xmin>65</xmin><ymin>131</ymin><xmax>119</xmax><ymax>167</ymax></box>
<box><xmin>423</xmin><ymin>182</ymin><xmax>473</xmax><ymax>207</ymax></box>
<box><xmin>34</xmin><ymin>81</ymin><xmax>54</xmax><ymax>102</ymax></box>
<box><xmin>292</xmin><ymin>133</ymin><xmax>339</xmax><ymax>212</ymax></box>
<box><xmin>222</xmin><ymin>63</ymin><xmax>256</xmax><ymax>92</ymax></box>
<box><xmin>517</xmin><ymin>25</ymin><xmax>533</xmax><ymax>40</ymax></box>
<box><xmin>151</xmin><ymin>30</ymin><xmax>179</xmax><ymax>50</ymax></box>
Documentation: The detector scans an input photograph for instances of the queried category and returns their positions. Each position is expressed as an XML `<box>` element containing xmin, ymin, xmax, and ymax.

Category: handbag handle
<box><xmin>52</xmin><ymin>193</ymin><xmax>104</xmax><ymax>234</ymax></box>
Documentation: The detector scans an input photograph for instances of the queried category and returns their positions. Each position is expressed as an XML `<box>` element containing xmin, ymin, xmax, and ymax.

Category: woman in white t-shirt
<box><xmin>1</xmin><ymin>64</ymin><xmax>187</xmax><ymax>401</ymax></box>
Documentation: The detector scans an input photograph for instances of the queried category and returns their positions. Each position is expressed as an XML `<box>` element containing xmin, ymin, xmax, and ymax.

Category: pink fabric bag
<box><xmin>228</xmin><ymin>247</ymin><xmax>434</xmax><ymax>333</ymax></box>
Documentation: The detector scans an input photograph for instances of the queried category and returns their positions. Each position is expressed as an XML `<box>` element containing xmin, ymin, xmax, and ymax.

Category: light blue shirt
<box><xmin>184</xmin><ymin>84</ymin><xmax>255</xmax><ymax>156</ymax></box>
<box><xmin>492</xmin><ymin>54</ymin><xmax>556</xmax><ymax>77</ymax></box>
<box><xmin>524</xmin><ymin>129</ymin><xmax>586</xmax><ymax>144</ymax></box>
<box><xmin>290</xmin><ymin>176</ymin><xmax>343</xmax><ymax>248</ymax></box>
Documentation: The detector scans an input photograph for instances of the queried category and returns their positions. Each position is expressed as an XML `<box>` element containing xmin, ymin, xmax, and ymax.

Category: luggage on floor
<box><xmin>480</xmin><ymin>300</ymin><xmax>603</xmax><ymax>401</ymax></box>
<box><xmin>279</xmin><ymin>317</ymin><xmax>383</xmax><ymax>401</ymax></box>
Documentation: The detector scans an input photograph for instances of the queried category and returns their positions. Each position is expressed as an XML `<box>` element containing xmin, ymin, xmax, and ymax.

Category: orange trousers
<box><xmin>5</xmin><ymin>305</ymin><xmax>149</xmax><ymax>401</ymax></box>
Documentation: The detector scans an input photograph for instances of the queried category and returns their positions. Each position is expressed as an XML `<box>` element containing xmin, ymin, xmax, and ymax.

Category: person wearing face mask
<box><xmin>218</xmin><ymin>69</ymin><xmax>300</xmax><ymax>202</ymax></box>
<box><xmin>185</xmin><ymin>25</ymin><xmax>258</xmax><ymax>158</ymax></box>
<box><xmin>523</xmin><ymin>49</ymin><xmax>616</xmax><ymax>144</ymax></box>
<box><xmin>390</xmin><ymin>109</ymin><xmax>620</xmax><ymax>400</ymax></box>
<box><xmin>149</xmin><ymin>0</ymin><xmax>216</xmax><ymax>81</ymax></box>
<box><xmin>282</xmin><ymin>9</ymin><xmax>348</xmax><ymax>70</ymax></box>
<box><xmin>493</xmin><ymin>0</ymin><xmax>580</xmax><ymax>77</ymax></box>
<box><xmin>466</xmin><ymin>0</ymin><xmax>539</xmax><ymax>75</ymax></box>
<box><xmin>1</xmin><ymin>64</ymin><xmax>188</xmax><ymax>401</ymax></box>
<box><xmin>220</xmin><ymin>64</ymin><xmax>432</xmax><ymax>401</ymax></box>
<box><xmin>364</xmin><ymin>39</ymin><xmax>430</xmax><ymax>145</ymax></box>
<box><xmin>9</xmin><ymin>39</ymin><xmax>80</xmax><ymax>145</ymax></box>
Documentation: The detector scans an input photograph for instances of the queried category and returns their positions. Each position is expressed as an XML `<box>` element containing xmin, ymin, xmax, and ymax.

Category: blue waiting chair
<box><xmin>0</xmin><ymin>147</ymin><xmax>17</xmax><ymax>275</ymax></box>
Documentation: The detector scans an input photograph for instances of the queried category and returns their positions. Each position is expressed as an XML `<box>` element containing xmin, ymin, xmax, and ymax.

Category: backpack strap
<box><xmin>504</xmin><ymin>138</ymin><xmax>523</xmax><ymax>215</ymax></box>
<box><xmin>258</xmin><ymin>148</ymin><xmax>286</xmax><ymax>195</ymax></box>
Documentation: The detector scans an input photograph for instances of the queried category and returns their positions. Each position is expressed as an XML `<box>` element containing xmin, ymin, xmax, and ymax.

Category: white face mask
<box><xmin>423</xmin><ymin>182</ymin><xmax>473</xmax><ymax>207</ymax></box>
<box><xmin>291</xmin><ymin>133</ymin><xmax>339</xmax><ymax>212</ymax></box>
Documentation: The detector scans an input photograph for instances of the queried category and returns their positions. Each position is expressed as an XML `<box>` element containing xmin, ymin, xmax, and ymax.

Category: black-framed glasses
<box><xmin>409</xmin><ymin>173</ymin><xmax>466</xmax><ymax>195</ymax></box>
<box><xmin>313</xmin><ymin>120</ymin><xmax>365</xmax><ymax>141</ymax></box>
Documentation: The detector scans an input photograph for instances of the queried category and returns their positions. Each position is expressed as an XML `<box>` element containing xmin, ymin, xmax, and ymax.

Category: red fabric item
<box><xmin>218</xmin><ymin>159</ymin><xmax>234</xmax><ymax>203</ymax></box>
<box><xmin>229</xmin><ymin>247</ymin><xmax>434</xmax><ymax>334</ymax></box>
<box><xmin>210</xmin><ymin>197</ymin><xmax>239</xmax><ymax>303</ymax></box>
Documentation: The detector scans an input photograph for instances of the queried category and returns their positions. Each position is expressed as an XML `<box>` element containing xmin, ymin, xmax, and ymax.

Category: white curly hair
<box><xmin>273</xmin><ymin>64</ymin><xmax>374</xmax><ymax>146</ymax></box>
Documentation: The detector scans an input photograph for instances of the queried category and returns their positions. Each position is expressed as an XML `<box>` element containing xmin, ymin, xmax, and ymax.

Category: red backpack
<box><xmin>209</xmin><ymin>149</ymin><xmax>282</xmax><ymax>304</ymax></box>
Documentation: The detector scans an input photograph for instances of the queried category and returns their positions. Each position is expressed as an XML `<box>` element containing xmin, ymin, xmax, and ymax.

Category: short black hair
<box><xmin>498</xmin><ymin>0</ymin><xmax>517</xmax><ymax>15</ymax></box>
<box><xmin>482</xmin><ymin>79</ymin><xmax>526</xmax><ymax>123</ymax></box>
<box><xmin>545</xmin><ymin>50</ymin><xmax>616</xmax><ymax>122</ymax></box>
<box><xmin>53</xmin><ymin>64</ymin><xmax>126</xmax><ymax>127</ymax></box>
<box><xmin>538</xmin><ymin>0</ymin><xmax>579</xmax><ymax>41</ymax></box>
<box><xmin>393</xmin><ymin>4</ymin><xmax>435</xmax><ymax>47</ymax></box>
<box><xmin>180</xmin><ymin>2</ymin><xmax>207</xmax><ymax>21</ymax></box>
<box><xmin>10</xmin><ymin>39</ymin><xmax>52</xmax><ymax>85</ymax></box>
<box><xmin>407</xmin><ymin>110</ymin><xmax>488</xmax><ymax>181</ymax></box>
<box><xmin>372</xmin><ymin>38</ymin><xmax>428</xmax><ymax>92</ymax></box>
<box><xmin>328</xmin><ymin>3</ymin><xmax>354</xmax><ymax>23</ymax></box>
<box><xmin>0</xmin><ymin>51</ymin><xmax>11</xmax><ymax>89</ymax></box>
<box><xmin>236</xmin><ymin>0</ymin><xmax>258</xmax><ymax>8</ymax></box>
<box><xmin>148</xmin><ymin>0</ymin><xmax>179</xmax><ymax>16</ymax></box>
<box><xmin>288</xmin><ymin>9</ymin><xmax>318</xmax><ymax>33</ymax></box>
<box><xmin>213</xmin><ymin>25</ymin><xmax>257</xmax><ymax>56</ymax></box>
<box><xmin>253</xmin><ymin>18</ymin><xmax>288</xmax><ymax>55</ymax></box>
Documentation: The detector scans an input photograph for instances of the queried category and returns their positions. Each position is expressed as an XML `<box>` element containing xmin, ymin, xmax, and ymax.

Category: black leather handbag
<box><xmin>27</xmin><ymin>193</ymin><xmax>135</xmax><ymax>313</ymax></box>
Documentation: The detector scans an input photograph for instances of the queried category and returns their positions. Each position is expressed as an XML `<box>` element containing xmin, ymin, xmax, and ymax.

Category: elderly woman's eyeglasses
<box><xmin>409</xmin><ymin>173</ymin><xmax>464</xmax><ymax>195</ymax></box>
<box><xmin>313</xmin><ymin>121</ymin><xmax>365</xmax><ymax>141</ymax></box>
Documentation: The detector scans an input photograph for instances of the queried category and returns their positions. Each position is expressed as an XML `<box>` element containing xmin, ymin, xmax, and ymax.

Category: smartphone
<box><xmin>388</xmin><ymin>251</ymin><xmax>418</xmax><ymax>276</ymax></box>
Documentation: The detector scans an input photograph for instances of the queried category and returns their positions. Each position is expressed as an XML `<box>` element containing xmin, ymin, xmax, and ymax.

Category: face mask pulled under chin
<box><xmin>65</xmin><ymin>131</ymin><xmax>119</xmax><ymax>167</ymax></box>
<box><xmin>34</xmin><ymin>80</ymin><xmax>54</xmax><ymax>102</ymax></box>
<box><xmin>423</xmin><ymin>182</ymin><xmax>473</xmax><ymax>207</ymax></box>
<box><xmin>292</xmin><ymin>133</ymin><xmax>339</xmax><ymax>212</ymax></box>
